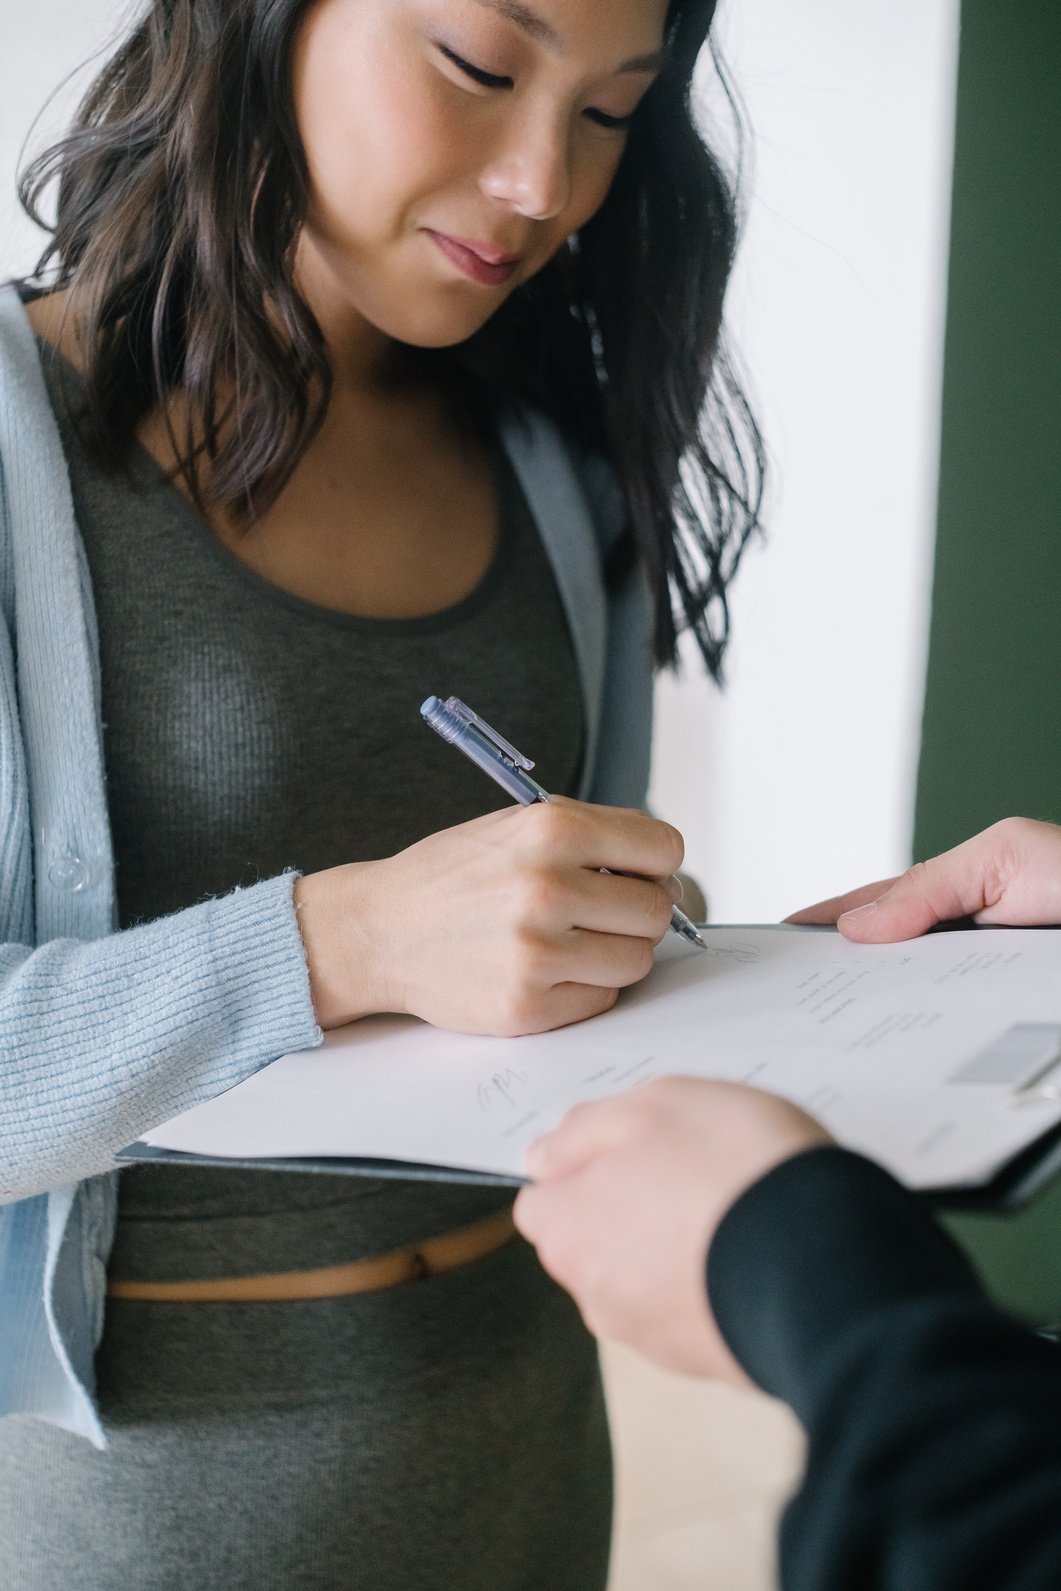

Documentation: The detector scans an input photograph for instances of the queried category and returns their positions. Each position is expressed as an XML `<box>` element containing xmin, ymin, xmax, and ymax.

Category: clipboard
<box><xmin>118</xmin><ymin>1029</ymin><xmax>1061</xmax><ymax>1213</ymax></box>
<box><xmin>118</xmin><ymin>925</ymin><xmax>1061</xmax><ymax>1213</ymax></box>
<box><xmin>929</xmin><ymin>1115</ymin><xmax>1061</xmax><ymax>1213</ymax></box>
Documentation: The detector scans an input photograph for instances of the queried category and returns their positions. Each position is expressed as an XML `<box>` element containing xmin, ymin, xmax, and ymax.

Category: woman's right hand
<box><xmin>293</xmin><ymin>798</ymin><xmax>685</xmax><ymax>1035</ymax></box>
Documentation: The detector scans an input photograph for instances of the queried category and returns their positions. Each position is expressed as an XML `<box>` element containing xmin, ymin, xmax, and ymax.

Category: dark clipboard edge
<box><xmin>116</xmin><ymin>1118</ymin><xmax>1061</xmax><ymax>1211</ymax></box>
<box><xmin>115</xmin><ymin>1141</ymin><xmax>523</xmax><ymax>1188</ymax></box>
<box><xmin>924</xmin><ymin>1116</ymin><xmax>1061</xmax><ymax>1214</ymax></box>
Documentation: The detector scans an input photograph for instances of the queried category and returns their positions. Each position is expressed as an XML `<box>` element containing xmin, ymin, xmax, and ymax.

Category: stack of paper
<box><xmin>135</xmin><ymin>927</ymin><xmax>1061</xmax><ymax>1194</ymax></box>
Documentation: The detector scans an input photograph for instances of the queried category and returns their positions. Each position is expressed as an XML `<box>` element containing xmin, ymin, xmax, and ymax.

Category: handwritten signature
<box><xmin>477</xmin><ymin>1069</ymin><xmax>530</xmax><ymax>1114</ymax></box>
<box><xmin>702</xmin><ymin>942</ymin><xmax>761</xmax><ymax>964</ymax></box>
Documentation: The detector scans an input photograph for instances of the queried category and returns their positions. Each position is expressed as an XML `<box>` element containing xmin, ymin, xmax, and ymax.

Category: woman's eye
<box><xmin>435</xmin><ymin>42</ymin><xmax>635</xmax><ymax>131</ymax></box>
<box><xmin>438</xmin><ymin>45</ymin><xmax>513</xmax><ymax>91</ymax></box>
<box><xmin>584</xmin><ymin>108</ymin><xmax>635</xmax><ymax>132</ymax></box>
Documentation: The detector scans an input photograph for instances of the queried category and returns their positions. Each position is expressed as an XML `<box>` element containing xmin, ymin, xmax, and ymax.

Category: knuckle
<box><xmin>510</xmin><ymin>927</ymin><xmax>552</xmax><ymax>986</ymax></box>
<box><xmin>976</xmin><ymin>820</ymin><xmax>1026</xmax><ymax>905</ymax></box>
<box><xmin>539</xmin><ymin>1234</ymin><xmax>576</xmax><ymax>1290</ymax></box>
<box><xmin>526</xmin><ymin>801</ymin><xmax>567</xmax><ymax>849</ymax></box>
<box><xmin>513</xmin><ymin>868</ymin><xmax>562</xmax><ymax>924</ymax></box>
<box><xmin>496</xmin><ymin>984</ymin><xmax>541</xmax><ymax>1037</ymax></box>
<box><xmin>630</xmin><ymin>811</ymin><xmax>684</xmax><ymax>873</ymax></box>
<box><xmin>593</xmin><ymin>985</ymin><xmax>621</xmax><ymax>1019</ymax></box>
<box><xmin>637</xmin><ymin>936</ymin><xmax>656</xmax><ymax>979</ymax></box>
<box><xmin>620</xmin><ymin>936</ymin><xmax>655</xmax><ymax>984</ymax></box>
<box><xmin>490</xmin><ymin>938</ymin><xmax>551</xmax><ymax>1034</ymax></box>
<box><xmin>561</xmin><ymin>1100</ymin><xmax>594</xmax><ymax>1131</ymax></box>
<box><xmin>585</xmin><ymin>986</ymin><xmax>620</xmax><ymax>1022</ymax></box>
<box><xmin>995</xmin><ymin>815</ymin><xmax>1033</xmax><ymax>846</ymax></box>
<box><xmin>632</xmin><ymin>1076</ymin><xmax>669</xmax><ymax>1115</ymax></box>
<box><xmin>651</xmin><ymin>888</ymin><xmax>673</xmax><ymax>939</ymax></box>
<box><xmin>903</xmin><ymin>859</ymin><xmax>934</xmax><ymax>898</ymax></box>
<box><xmin>659</xmin><ymin>821</ymin><xmax>685</xmax><ymax>873</ymax></box>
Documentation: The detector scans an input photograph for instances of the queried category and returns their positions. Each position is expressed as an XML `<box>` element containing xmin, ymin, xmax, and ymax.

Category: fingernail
<box><xmin>839</xmin><ymin>901</ymin><xmax>879</xmax><ymax>922</ymax></box>
<box><xmin>667</xmin><ymin>874</ymin><xmax>684</xmax><ymax>905</ymax></box>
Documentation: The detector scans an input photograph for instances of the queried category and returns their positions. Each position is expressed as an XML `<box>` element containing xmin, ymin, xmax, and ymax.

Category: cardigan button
<box><xmin>48</xmin><ymin>850</ymin><xmax>90</xmax><ymax>892</ymax></box>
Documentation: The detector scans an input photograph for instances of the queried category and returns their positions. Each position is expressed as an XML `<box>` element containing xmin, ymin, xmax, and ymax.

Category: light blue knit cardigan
<box><xmin>0</xmin><ymin>282</ymin><xmax>655</xmax><ymax>1447</ymax></box>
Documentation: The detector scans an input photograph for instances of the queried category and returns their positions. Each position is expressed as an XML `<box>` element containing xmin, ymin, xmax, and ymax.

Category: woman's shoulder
<box><xmin>500</xmin><ymin>403</ymin><xmax>626</xmax><ymax>555</ymax></box>
<box><xmin>571</xmin><ymin>449</ymin><xmax>625</xmax><ymax>542</ymax></box>
<box><xmin>559</xmin><ymin>432</ymin><xmax>628</xmax><ymax>565</ymax></box>
<box><xmin>17</xmin><ymin>287</ymin><xmax>85</xmax><ymax>371</ymax></box>
<box><xmin>0</xmin><ymin>284</ymin><xmax>81</xmax><ymax>416</ymax></box>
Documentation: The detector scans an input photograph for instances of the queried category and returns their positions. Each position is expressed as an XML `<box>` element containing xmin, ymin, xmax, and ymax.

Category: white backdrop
<box><xmin>0</xmin><ymin>0</ymin><xmax>960</xmax><ymax>921</ymax></box>
<box><xmin>653</xmin><ymin>0</ymin><xmax>960</xmax><ymax>918</ymax></box>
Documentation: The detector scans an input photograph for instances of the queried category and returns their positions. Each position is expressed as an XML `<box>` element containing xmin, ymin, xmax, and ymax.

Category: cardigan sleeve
<box><xmin>0</xmin><ymin>876</ymin><xmax>322</xmax><ymax>1202</ymax></box>
<box><xmin>0</xmin><ymin>294</ymin><xmax>323</xmax><ymax>1203</ymax></box>
<box><xmin>0</xmin><ymin>576</ymin><xmax>319</xmax><ymax>1201</ymax></box>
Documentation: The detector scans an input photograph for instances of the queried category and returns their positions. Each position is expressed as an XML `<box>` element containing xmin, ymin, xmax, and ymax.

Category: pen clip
<box><xmin>444</xmin><ymin>697</ymin><xmax>536</xmax><ymax>771</ymax></box>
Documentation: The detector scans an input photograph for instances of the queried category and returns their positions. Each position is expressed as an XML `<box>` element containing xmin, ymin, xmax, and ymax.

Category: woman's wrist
<box><xmin>293</xmin><ymin>861</ymin><xmax>399</xmax><ymax>1029</ymax></box>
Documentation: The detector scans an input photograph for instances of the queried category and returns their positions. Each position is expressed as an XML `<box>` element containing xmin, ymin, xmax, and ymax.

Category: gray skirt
<box><xmin>0</xmin><ymin>1238</ymin><xmax>611</xmax><ymax>1591</ymax></box>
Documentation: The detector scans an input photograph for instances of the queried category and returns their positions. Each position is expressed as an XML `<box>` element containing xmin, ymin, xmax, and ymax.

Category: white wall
<box><xmin>651</xmin><ymin>0</ymin><xmax>960</xmax><ymax>920</ymax></box>
<box><xmin>1</xmin><ymin>0</ymin><xmax>960</xmax><ymax>922</ymax></box>
<box><xmin>0</xmin><ymin>2</ymin><xmax>135</xmax><ymax>269</ymax></box>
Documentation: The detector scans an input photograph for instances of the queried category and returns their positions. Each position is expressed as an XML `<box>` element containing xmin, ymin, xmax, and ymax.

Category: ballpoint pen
<box><xmin>420</xmin><ymin>694</ymin><xmax>707</xmax><ymax>950</ymax></box>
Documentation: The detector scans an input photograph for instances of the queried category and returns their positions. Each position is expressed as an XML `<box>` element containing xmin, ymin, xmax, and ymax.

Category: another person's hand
<box><xmin>513</xmin><ymin>1077</ymin><xmax>831</xmax><ymax>1381</ymax></box>
<box><xmin>788</xmin><ymin>817</ymin><xmax>1061</xmax><ymax>943</ymax></box>
<box><xmin>294</xmin><ymin>798</ymin><xmax>683</xmax><ymax>1034</ymax></box>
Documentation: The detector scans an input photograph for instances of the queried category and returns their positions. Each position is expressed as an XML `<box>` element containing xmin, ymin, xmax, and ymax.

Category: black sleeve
<box><xmin>707</xmin><ymin>1146</ymin><xmax>1061</xmax><ymax>1591</ymax></box>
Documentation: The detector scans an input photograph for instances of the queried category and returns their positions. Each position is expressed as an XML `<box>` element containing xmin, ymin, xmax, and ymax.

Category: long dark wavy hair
<box><xmin>18</xmin><ymin>0</ymin><xmax>763</xmax><ymax>676</ymax></box>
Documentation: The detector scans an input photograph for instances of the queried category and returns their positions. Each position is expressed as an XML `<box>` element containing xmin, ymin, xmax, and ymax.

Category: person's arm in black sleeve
<box><xmin>709</xmin><ymin>1145</ymin><xmax>1061</xmax><ymax>1591</ymax></box>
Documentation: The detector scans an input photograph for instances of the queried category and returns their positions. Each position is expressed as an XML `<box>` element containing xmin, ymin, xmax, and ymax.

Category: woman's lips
<box><xmin>426</xmin><ymin>230</ymin><xmax>521</xmax><ymax>286</ymax></box>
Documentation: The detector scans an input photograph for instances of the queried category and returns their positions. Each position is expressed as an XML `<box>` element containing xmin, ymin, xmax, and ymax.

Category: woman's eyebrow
<box><xmin>467</xmin><ymin>0</ymin><xmax>666</xmax><ymax>74</ymax></box>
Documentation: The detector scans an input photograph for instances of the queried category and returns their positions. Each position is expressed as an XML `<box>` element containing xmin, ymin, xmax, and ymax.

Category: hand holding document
<box><xmin>137</xmin><ymin>925</ymin><xmax>1061</xmax><ymax>1196</ymax></box>
<box><xmin>791</xmin><ymin>817</ymin><xmax>1061</xmax><ymax>939</ymax></box>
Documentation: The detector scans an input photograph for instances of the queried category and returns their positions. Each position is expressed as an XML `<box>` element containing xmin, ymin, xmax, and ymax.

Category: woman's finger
<box><xmin>520</xmin><ymin>799</ymin><xmax>685</xmax><ymax>881</ymax></box>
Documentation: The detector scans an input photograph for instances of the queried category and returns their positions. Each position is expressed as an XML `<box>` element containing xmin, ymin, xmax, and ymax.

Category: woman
<box><xmin>0</xmin><ymin>0</ymin><xmax>761</xmax><ymax>1585</ymax></box>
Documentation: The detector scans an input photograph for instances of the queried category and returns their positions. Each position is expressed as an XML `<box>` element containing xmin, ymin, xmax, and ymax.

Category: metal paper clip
<box><xmin>1013</xmin><ymin>1058</ymin><xmax>1061</xmax><ymax>1106</ymax></box>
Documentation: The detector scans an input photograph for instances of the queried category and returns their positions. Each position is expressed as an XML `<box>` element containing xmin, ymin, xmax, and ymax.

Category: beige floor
<box><xmin>602</xmin><ymin>1344</ymin><xmax>804</xmax><ymax>1590</ymax></box>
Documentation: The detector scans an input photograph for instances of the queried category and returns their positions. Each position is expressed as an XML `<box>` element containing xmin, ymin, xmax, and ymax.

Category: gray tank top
<box><xmin>39</xmin><ymin>344</ymin><xmax>585</xmax><ymax>1280</ymax></box>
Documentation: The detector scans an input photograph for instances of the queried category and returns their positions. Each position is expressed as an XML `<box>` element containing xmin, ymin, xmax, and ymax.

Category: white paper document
<box><xmin>140</xmin><ymin>927</ymin><xmax>1061</xmax><ymax>1191</ymax></box>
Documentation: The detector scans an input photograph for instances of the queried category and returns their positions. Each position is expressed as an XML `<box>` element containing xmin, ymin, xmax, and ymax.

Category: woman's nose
<box><xmin>478</xmin><ymin>112</ymin><xmax>572</xmax><ymax>220</ymax></box>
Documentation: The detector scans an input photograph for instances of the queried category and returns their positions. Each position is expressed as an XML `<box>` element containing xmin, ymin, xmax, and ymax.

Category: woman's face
<box><xmin>291</xmin><ymin>0</ymin><xmax>669</xmax><ymax>353</ymax></box>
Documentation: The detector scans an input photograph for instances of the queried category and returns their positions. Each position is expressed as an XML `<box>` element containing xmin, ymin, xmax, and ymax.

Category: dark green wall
<box><xmin>922</xmin><ymin>0</ymin><xmax>1061</xmax><ymax>1320</ymax></box>
<box><xmin>914</xmin><ymin>0</ymin><xmax>1061</xmax><ymax>860</ymax></box>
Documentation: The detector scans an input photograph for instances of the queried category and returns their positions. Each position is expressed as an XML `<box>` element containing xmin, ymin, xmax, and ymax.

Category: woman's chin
<box><xmin>383</xmin><ymin>299</ymin><xmax>513</xmax><ymax>351</ymax></box>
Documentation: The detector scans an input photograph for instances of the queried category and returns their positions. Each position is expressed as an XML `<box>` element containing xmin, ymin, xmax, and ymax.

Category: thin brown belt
<box><xmin>106</xmin><ymin>1206</ymin><xmax>517</xmax><ymax>1304</ymax></box>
